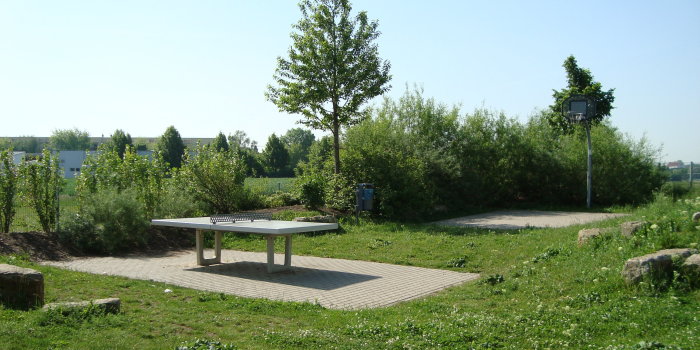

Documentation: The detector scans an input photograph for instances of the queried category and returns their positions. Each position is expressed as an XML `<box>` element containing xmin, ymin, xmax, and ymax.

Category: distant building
<box><xmin>57</xmin><ymin>150</ymin><xmax>154</xmax><ymax>178</ymax></box>
<box><xmin>12</xmin><ymin>151</ymin><xmax>25</xmax><ymax>165</ymax></box>
<box><xmin>58</xmin><ymin>151</ymin><xmax>93</xmax><ymax>178</ymax></box>
<box><xmin>667</xmin><ymin>161</ymin><xmax>685</xmax><ymax>169</ymax></box>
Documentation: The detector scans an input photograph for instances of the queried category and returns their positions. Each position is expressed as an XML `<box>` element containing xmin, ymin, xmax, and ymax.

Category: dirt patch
<box><xmin>0</xmin><ymin>227</ymin><xmax>196</xmax><ymax>262</ymax></box>
<box><xmin>0</xmin><ymin>231</ymin><xmax>82</xmax><ymax>261</ymax></box>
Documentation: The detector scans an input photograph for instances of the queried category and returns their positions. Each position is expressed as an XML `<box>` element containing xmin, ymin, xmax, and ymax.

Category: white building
<box><xmin>58</xmin><ymin>150</ymin><xmax>92</xmax><ymax>178</ymax></box>
<box><xmin>12</xmin><ymin>151</ymin><xmax>25</xmax><ymax>164</ymax></box>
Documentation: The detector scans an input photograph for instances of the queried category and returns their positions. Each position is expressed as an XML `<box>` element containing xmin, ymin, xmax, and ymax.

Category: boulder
<box><xmin>692</xmin><ymin>212</ymin><xmax>700</xmax><ymax>222</ymax></box>
<box><xmin>0</xmin><ymin>264</ymin><xmax>44</xmax><ymax>309</ymax></box>
<box><xmin>43</xmin><ymin>298</ymin><xmax>121</xmax><ymax>315</ymax></box>
<box><xmin>293</xmin><ymin>215</ymin><xmax>337</xmax><ymax>223</ymax></box>
<box><xmin>577</xmin><ymin>228</ymin><xmax>614</xmax><ymax>246</ymax></box>
<box><xmin>620</xmin><ymin>221</ymin><xmax>646</xmax><ymax>237</ymax></box>
<box><xmin>681</xmin><ymin>254</ymin><xmax>700</xmax><ymax>284</ymax></box>
<box><xmin>622</xmin><ymin>248</ymin><xmax>698</xmax><ymax>285</ymax></box>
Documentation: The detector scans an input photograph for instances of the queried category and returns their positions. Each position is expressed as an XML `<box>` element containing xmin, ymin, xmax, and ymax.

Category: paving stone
<box><xmin>42</xmin><ymin>251</ymin><xmax>479</xmax><ymax>310</ymax></box>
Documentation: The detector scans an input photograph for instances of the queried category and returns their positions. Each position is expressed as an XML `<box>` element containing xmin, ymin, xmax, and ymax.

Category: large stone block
<box><xmin>622</xmin><ymin>248</ymin><xmax>698</xmax><ymax>285</ymax></box>
<box><xmin>43</xmin><ymin>298</ymin><xmax>121</xmax><ymax>315</ymax></box>
<box><xmin>620</xmin><ymin>221</ymin><xmax>646</xmax><ymax>237</ymax></box>
<box><xmin>692</xmin><ymin>212</ymin><xmax>700</xmax><ymax>222</ymax></box>
<box><xmin>681</xmin><ymin>254</ymin><xmax>700</xmax><ymax>284</ymax></box>
<box><xmin>0</xmin><ymin>264</ymin><xmax>45</xmax><ymax>309</ymax></box>
<box><xmin>577</xmin><ymin>228</ymin><xmax>614</xmax><ymax>246</ymax></box>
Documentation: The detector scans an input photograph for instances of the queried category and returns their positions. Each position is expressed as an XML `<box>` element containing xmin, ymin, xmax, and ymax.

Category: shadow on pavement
<box><xmin>185</xmin><ymin>262</ymin><xmax>380</xmax><ymax>291</ymax></box>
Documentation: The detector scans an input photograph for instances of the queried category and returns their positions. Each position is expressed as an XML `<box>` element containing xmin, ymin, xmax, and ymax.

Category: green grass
<box><xmin>2</xmin><ymin>191</ymin><xmax>700</xmax><ymax>349</ymax></box>
<box><xmin>245</xmin><ymin>177</ymin><xmax>295</xmax><ymax>195</ymax></box>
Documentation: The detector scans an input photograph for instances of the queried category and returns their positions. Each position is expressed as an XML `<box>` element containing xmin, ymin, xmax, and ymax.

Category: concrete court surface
<box><xmin>42</xmin><ymin>250</ymin><xmax>479</xmax><ymax>310</ymax></box>
<box><xmin>434</xmin><ymin>210</ymin><xmax>627</xmax><ymax>230</ymax></box>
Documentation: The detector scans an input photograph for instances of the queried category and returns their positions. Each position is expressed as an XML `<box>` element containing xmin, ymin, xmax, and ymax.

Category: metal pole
<box><xmin>690</xmin><ymin>162</ymin><xmax>694</xmax><ymax>188</ymax></box>
<box><xmin>586</xmin><ymin>123</ymin><xmax>592</xmax><ymax>209</ymax></box>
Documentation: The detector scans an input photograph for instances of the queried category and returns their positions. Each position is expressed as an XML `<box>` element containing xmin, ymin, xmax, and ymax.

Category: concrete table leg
<box><xmin>196</xmin><ymin>230</ymin><xmax>222</xmax><ymax>266</ymax></box>
<box><xmin>266</xmin><ymin>236</ymin><xmax>276</xmax><ymax>273</ymax></box>
<box><xmin>284</xmin><ymin>235</ymin><xmax>292</xmax><ymax>267</ymax></box>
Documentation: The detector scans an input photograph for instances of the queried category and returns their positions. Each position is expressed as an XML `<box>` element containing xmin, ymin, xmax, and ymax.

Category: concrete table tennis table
<box><xmin>151</xmin><ymin>217</ymin><xmax>338</xmax><ymax>272</ymax></box>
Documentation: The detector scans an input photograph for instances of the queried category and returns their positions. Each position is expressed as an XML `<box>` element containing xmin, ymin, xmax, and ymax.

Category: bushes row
<box><xmin>62</xmin><ymin>143</ymin><xmax>290</xmax><ymax>254</ymax></box>
<box><xmin>0</xmin><ymin>148</ymin><xmax>62</xmax><ymax>233</ymax></box>
<box><xmin>296</xmin><ymin>88</ymin><xmax>666</xmax><ymax>219</ymax></box>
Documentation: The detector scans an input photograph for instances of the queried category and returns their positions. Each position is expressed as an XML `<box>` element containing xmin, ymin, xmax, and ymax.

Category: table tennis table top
<box><xmin>151</xmin><ymin>217</ymin><xmax>338</xmax><ymax>235</ymax></box>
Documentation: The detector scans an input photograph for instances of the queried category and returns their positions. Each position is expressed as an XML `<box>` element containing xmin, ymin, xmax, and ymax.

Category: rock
<box><xmin>621</xmin><ymin>248</ymin><xmax>698</xmax><ymax>285</ymax></box>
<box><xmin>620</xmin><ymin>221</ymin><xmax>646</xmax><ymax>237</ymax></box>
<box><xmin>577</xmin><ymin>228</ymin><xmax>614</xmax><ymax>246</ymax></box>
<box><xmin>293</xmin><ymin>215</ymin><xmax>337</xmax><ymax>223</ymax></box>
<box><xmin>0</xmin><ymin>264</ymin><xmax>44</xmax><ymax>309</ymax></box>
<box><xmin>43</xmin><ymin>298</ymin><xmax>121</xmax><ymax>315</ymax></box>
<box><xmin>681</xmin><ymin>254</ymin><xmax>700</xmax><ymax>284</ymax></box>
<box><xmin>692</xmin><ymin>212</ymin><xmax>700</xmax><ymax>222</ymax></box>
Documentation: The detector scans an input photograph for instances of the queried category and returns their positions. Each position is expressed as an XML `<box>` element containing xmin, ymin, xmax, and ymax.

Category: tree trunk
<box><xmin>332</xmin><ymin>122</ymin><xmax>341</xmax><ymax>175</ymax></box>
<box><xmin>332</xmin><ymin>101</ymin><xmax>341</xmax><ymax>175</ymax></box>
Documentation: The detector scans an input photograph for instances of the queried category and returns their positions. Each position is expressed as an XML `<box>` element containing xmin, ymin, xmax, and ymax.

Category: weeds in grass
<box><xmin>447</xmin><ymin>256</ymin><xmax>467</xmax><ymax>268</ymax></box>
<box><xmin>175</xmin><ymin>339</ymin><xmax>238</xmax><ymax>350</ymax></box>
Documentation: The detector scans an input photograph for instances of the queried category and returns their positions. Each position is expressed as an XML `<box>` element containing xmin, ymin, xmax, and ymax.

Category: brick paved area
<box><xmin>42</xmin><ymin>250</ymin><xmax>479</xmax><ymax>310</ymax></box>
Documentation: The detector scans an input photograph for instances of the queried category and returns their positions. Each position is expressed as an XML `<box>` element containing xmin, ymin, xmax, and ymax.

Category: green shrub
<box><xmin>0</xmin><ymin>149</ymin><xmax>18</xmax><ymax>233</ymax></box>
<box><xmin>77</xmin><ymin>144</ymin><xmax>168</xmax><ymax>218</ymax></box>
<box><xmin>659</xmin><ymin>182</ymin><xmax>690</xmax><ymax>200</ymax></box>
<box><xmin>154</xmin><ymin>175</ymin><xmax>206</xmax><ymax>219</ymax></box>
<box><xmin>60</xmin><ymin>189</ymin><xmax>149</xmax><ymax>253</ymax></box>
<box><xmin>179</xmin><ymin>143</ymin><xmax>253</xmax><ymax>214</ymax></box>
<box><xmin>294</xmin><ymin>173</ymin><xmax>326</xmax><ymax>210</ymax></box>
<box><xmin>263</xmin><ymin>191</ymin><xmax>298</xmax><ymax>208</ymax></box>
<box><xmin>21</xmin><ymin>148</ymin><xmax>63</xmax><ymax>233</ymax></box>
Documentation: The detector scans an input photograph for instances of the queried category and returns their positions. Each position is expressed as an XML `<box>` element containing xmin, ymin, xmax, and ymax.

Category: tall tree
<box><xmin>228</xmin><ymin>130</ymin><xmax>257</xmax><ymax>152</ymax></box>
<box><xmin>212</xmin><ymin>132</ymin><xmax>230</xmax><ymax>152</ymax></box>
<box><xmin>549</xmin><ymin>55</ymin><xmax>615</xmax><ymax>132</ymax></box>
<box><xmin>110</xmin><ymin>129</ymin><xmax>133</xmax><ymax>159</ymax></box>
<box><xmin>263</xmin><ymin>134</ymin><xmax>290</xmax><ymax>177</ymax></box>
<box><xmin>281</xmin><ymin>128</ymin><xmax>315</xmax><ymax>171</ymax></box>
<box><xmin>50</xmin><ymin>128</ymin><xmax>91</xmax><ymax>150</ymax></box>
<box><xmin>266</xmin><ymin>0</ymin><xmax>391</xmax><ymax>174</ymax></box>
<box><xmin>156</xmin><ymin>126</ymin><xmax>185</xmax><ymax>168</ymax></box>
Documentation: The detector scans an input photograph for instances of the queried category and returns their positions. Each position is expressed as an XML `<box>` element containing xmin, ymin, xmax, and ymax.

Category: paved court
<box><xmin>42</xmin><ymin>250</ymin><xmax>479</xmax><ymax>310</ymax></box>
<box><xmin>434</xmin><ymin>210</ymin><xmax>627</xmax><ymax>230</ymax></box>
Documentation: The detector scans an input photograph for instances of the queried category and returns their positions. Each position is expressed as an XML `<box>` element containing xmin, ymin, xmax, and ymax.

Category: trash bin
<box><xmin>356</xmin><ymin>183</ymin><xmax>374</xmax><ymax>211</ymax></box>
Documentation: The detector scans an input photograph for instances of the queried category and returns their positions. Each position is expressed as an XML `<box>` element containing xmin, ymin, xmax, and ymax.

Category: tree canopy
<box><xmin>281</xmin><ymin>128</ymin><xmax>315</xmax><ymax>171</ymax></box>
<box><xmin>263</xmin><ymin>133</ymin><xmax>290</xmax><ymax>177</ymax></box>
<box><xmin>110</xmin><ymin>129</ymin><xmax>133</xmax><ymax>159</ymax></box>
<box><xmin>50</xmin><ymin>128</ymin><xmax>91</xmax><ymax>151</ymax></box>
<box><xmin>549</xmin><ymin>55</ymin><xmax>615</xmax><ymax>132</ymax></box>
<box><xmin>156</xmin><ymin>126</ymin><xmax>185</xmax><ymax>168</ymax></box>
<box><xmin>212</xmin><ymin>132</ymin><xmax>229</xmax><ymax>152</ymax></box>
<box><xmin>266</xmin><ymin>0</ymin><xmax>391</xmax><ymax>174</ymax></box>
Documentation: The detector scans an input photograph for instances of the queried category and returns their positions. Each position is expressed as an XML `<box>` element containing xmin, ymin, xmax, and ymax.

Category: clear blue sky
<box><xmin>1</xmin><ymin>1</ymin><xmax>698</xmax><ymax>162</ymax></box>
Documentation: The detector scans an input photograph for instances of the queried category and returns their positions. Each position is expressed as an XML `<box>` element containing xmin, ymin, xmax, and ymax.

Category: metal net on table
<box><xmin>210</xmin><ymin>212</ymin><xmax>273</xmax><ymax>224</ymax></box>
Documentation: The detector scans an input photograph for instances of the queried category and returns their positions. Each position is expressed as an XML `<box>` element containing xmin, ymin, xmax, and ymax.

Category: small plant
<box><xmin>368</xmin><ymin>238</ymin><xmax>392</xmax><ymax>249</ymax></box>
<box><xmin>531</xmin><ymin>247</ymin><xmax>561</xmax><ymax>263</ymax></box>
<box><xmin>447</xmin><ymin>256</ymin><xmax>467</xmax><ymax>268</ymax></box>
<box><xmin>175</xmin><ymin>339</ymin><xmax>238</xmax><ymax>350</ymax></box>
<box><xmin>482</xmin><ymin>274</ymin><xmax>505</xmax><ymax>285</ymax></box>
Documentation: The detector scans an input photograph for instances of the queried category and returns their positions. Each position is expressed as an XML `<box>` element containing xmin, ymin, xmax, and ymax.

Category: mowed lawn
<box><xmin>1</xmin><ymin>192</ymin><xmax>699</xmax><ymax>349</ymax></box>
